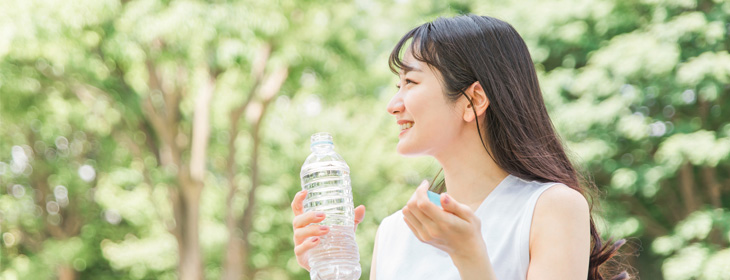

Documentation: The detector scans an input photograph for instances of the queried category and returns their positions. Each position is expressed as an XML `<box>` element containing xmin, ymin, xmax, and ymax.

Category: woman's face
<box><xmin>386</xmin><ymin>50</ymin><xmax>465</xmax><ymax>157</ymax></box>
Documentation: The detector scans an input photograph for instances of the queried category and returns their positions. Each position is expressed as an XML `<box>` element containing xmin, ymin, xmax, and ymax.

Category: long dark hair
<box><xmin>389</xmin><ymin>15</ymin><xmax>629</xmax><ymax>280</ymax></box>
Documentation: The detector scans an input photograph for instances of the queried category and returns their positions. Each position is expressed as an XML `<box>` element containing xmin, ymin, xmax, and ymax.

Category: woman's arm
<box><xmin>527</xmin><ymin>184</ymin><xmax>591</xmax><ymax>279</ymax></box>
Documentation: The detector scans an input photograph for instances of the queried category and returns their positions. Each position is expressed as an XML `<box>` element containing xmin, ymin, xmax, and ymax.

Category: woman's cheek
<box><xmin>403</xmin><ymin>94</ymin><xmax>421</xmax><ymax>113</ymax></box>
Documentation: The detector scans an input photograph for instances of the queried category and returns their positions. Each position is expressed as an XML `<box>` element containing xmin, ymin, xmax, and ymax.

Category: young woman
<box><xmin>291</xmin><ymin>14</ymin><xmax>627</xmax><ymax>280</ymax></box>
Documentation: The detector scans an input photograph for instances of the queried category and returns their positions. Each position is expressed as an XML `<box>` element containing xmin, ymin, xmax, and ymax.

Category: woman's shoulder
<box><xmin>529</xmin><ymin>183</ymin><xmax>590</xmax><ymax>243</ymax></box>
<box><xmin>511</xmin><ymin>175</ymin><xmax>586</xmax><ymax>207</ymax></box>
<box><xmin>527</xmin><ymin>183</ymin><xmax>592</xmax><ymax>275</ymax></box>
<box><xmin>535</xmin><ymin>183</ymin><xmax>589</xmax><ymax>214</ymax></box>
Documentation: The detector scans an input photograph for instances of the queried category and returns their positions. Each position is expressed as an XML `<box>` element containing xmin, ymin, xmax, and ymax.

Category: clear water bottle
<box><xmin>300</xmin><ymin>132</ymin><xmax>361</xmax><ymax>280</ymax></box>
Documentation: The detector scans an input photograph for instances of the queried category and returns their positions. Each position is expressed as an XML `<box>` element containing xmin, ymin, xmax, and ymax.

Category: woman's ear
<box><xmin>463</xmin><ymin>81</ymin><xmax>489</xmax><ymax>122</ymax></box>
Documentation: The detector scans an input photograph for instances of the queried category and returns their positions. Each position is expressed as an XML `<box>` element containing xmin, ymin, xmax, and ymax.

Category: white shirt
<box><xmin>375</xmin><ymin>174</ymin><xmax>559</xmax><ymax>280</ymax></box>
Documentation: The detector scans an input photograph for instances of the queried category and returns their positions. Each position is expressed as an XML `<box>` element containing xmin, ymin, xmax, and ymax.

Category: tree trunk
<box><xmin>177</xmin><ymin>172</ymin><xmax>205</xmax><ymax>280</ymax></box>
<box><xmin>701</xmin><ymin>166</ymin><xmax>722</xmax><ymax>208</ymax></box>
<box><xmin>142</xmin><ymin>59</ymin><xmax>215</xmax><ymax>280</ymax></box>
<box><xmin>221</xmin><ymin>65</ymin><xmax>288</xmax><ymax>280</ymax></box>
<box><xmin>624</xmin><ymin>195</ymin><xmax>669</xmax><ymax>238</ymax></box>
<box><xmin>221</xmin><ymin>44</ymin><xmax>270</xmax><ymax>280</ymax></box>
<box><xmin>679</xmin><ymin>162</ymin><xmax>698</xmax><ymax>216</ymax></box>
<box><xmin>240</xmin><ymin>111</ymin><xmax>263</xmax><ymax>280</ymax></box>
<box><xmin>57</xmin><ymin>265</ymin><xmax>76</xmax><ymax>280</ymax></box>
<box><xmin>222</xmin><ymin>231</ymin><xmax>245</xmax><ymax>280</ymax></box>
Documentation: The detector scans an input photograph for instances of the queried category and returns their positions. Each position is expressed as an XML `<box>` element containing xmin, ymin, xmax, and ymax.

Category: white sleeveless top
<box><xmin>375</xmin><ymin>174</ymin><xmax>559</xmax><ymax>280</ymax></box>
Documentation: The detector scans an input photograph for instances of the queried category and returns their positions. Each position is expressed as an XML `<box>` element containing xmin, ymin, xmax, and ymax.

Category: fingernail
<box><xmin>443</xmin><ymin>194</ymin><xmax>450</xmax><ymax>204</ymax></box>
<box><xmin>311</xmin><ymin>237</ymin><xmax>319</xmax><ymax>242</ymax></box>
<box><xmin>320</xmin><ymin>226</ymin><xmax>328</xmax><ymax>231</ymax></box>
<box><xmin>316</xmin><ymin>212</ymin><xmax>325</xmax><ymax>218</ymax></box>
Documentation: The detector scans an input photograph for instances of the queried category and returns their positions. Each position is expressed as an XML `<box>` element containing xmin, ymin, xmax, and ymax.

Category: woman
<box><xmin>291</xmin><ymin>14</ymin><xmax>627</xmax><ymax>280</ymax></box>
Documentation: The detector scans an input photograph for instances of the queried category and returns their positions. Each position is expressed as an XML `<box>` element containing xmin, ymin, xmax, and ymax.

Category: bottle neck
<box><xmin>311</xmin><ymin>143</ymin><xmax>335</xmax><ymax>154</ymax></box>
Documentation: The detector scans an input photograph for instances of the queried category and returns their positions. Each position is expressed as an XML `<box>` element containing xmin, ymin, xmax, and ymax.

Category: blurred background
<box><xmin>0</xmin><ymin>0</ymin><xmax>729</xmax><ymax>279</ymax></box>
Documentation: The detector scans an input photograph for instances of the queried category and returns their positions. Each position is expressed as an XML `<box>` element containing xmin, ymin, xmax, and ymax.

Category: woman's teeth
<box><xmin>400</xmin><ymin>122</ymin><xmax>413</xmax><ymax>130</ymax></box>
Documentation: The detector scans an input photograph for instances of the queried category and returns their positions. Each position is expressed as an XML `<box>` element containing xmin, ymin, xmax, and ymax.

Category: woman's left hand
<box><xmin>401</xmin><ymin>180</ymin><xmax>487</xmax><ymax>261</ymax></box>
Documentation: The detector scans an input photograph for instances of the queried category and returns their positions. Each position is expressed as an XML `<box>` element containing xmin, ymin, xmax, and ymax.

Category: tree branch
<box><xmin>189</xmin><ymin>71</ymin><xmax>215</xmax><ymax>183</ymax></box>
<box><xmin>165</xmin><ymin>65</ymin><xmax>184</xmax><ymax>126</ymax></box>
<box><xmin>679</xmin><ymin>162</ymin><xmax>698</xmax><ymax>216</ymax></box>
<box><xmin>623</xmin><ymin>195</ymin><xmax>670</xmax><ymax>237</ymax></box>
<box><xmin>231</xmin><ymin>43</ymin><xmax>273</xmax><ymax>124</ymax></box>
<box><xmin>251</xmin><ymin>44</ymin><xmax>272</xmax><ymax>82</ymax></box>
<box><xmin>113</xmin><ymin>131</ymin><xmax>175</xmax><ymax>235</ymax></box>
<box><xmin>658</xmin><ymin>179</ymin><xmax>685</xmax><ymax>224</ymax></box>
<box><xmin>259</xmin><ymin>67</ymin><xmax>289</xmax><ymax>103</ymax></box>
<box><xmin>701</xmin><ymin>166</ymin><xmax>722</xmax><ymax>208</ymax></box>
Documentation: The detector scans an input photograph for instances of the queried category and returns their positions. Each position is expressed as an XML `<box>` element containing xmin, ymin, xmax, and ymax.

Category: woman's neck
<box><xmin>434</xmin><ymin>129</ymin><xmax>508</xmax><ymax>211</ymax></box>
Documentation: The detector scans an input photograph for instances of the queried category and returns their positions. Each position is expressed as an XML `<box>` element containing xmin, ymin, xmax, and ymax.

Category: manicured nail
<box><xmin>443</xmin><ymin>194</ymin><xmax>450</xmax><ymax>204</ymax></box>
<box><xmin>320</xmin><ymin>226</ymin><xmax>328</xmax><ymax>231</ymax></box>
<box><xmin>311</xmin><ymin>237</ymin><xmax>319</xmax><ymax>242</ymax></box>
<box><xmin>316</xmin><ymin>212</ymin><xmax>325</xmax><ymax>218</ymax></box>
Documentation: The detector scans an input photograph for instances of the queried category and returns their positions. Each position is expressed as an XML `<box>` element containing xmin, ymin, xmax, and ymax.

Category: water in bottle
<box><xmin>300</xmin><ymin>132</ymin><xmax>361</xmax><ymax>280</ymax></box>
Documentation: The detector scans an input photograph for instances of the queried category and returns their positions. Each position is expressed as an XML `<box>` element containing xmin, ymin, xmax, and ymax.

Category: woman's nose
<box><xmin>387</xmin><ymin>93</ymin><xmax>405</xmax><ymax>115</ymax></box>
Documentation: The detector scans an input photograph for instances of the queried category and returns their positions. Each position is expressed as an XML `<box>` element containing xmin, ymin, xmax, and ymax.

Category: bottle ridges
<box><xmin>308</xmin><ymin>225</ymin><xmax>361</xmax><ymax>280</ymax></box>
<box><xmin>301</xmin><ymin>162</ymin><xmax>354</xmax><ymax>226</ymax></box>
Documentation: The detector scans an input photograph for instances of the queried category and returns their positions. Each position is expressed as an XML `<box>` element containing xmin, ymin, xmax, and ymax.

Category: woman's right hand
<box><xmin>291</xmin><ymin>190</ymin><xmax>366</xmax><ymax>271</ymax></box>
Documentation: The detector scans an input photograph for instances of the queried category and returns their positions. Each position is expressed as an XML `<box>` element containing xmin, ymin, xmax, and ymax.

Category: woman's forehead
<box><xmin>400</xmin><ymin>50</ymin><xmax>426</xmax><ymax>74</ymax></box>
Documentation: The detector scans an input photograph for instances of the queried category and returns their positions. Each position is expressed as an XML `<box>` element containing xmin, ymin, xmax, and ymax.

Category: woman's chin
<box><xmin>396</xmin><ymin>142</ymin><xmax>423</xmax><ymax>157</ymax></box>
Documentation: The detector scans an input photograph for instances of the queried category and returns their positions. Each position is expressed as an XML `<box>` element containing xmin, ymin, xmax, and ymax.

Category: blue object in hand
<box><xmin>427</xmin><ymin>190</ymin><xmax>442</xmax><ymax>207</ymax></box>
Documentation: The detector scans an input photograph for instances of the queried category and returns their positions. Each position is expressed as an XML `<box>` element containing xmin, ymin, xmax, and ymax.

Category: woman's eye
<box><xmin>395</xmin><ymin>79</ymin><xmax>416</xmax><ymax>89</ymax></box>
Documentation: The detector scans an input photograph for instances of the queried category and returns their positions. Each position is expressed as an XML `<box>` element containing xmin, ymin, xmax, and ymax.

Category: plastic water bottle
<box><xmin>300</xmin><ymin>132</ymin><xmax>361</xmax><ymax>280</ymax></box>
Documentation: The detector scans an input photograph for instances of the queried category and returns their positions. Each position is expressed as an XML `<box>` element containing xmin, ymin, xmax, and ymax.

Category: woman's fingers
<box><xmin>293</xmin><ymin>211</ymin><xmax>325</xmax><ymax>229</ymax></box>
<box><xmin>291</xmin><ymin>190</ymin><xmax>308</xmax><ymax>216</ymax></box>
<box><xmin>294</xmin><ymin>236</ymin><xmax>321</xmax><ymax>270</ymax></box>
<box><xmin>403</xmin><ymin>215</ymin><xmax>423</xmax><ymax>242</ymax></box>
<box><xmin>407</xmin><ymin>199</ymin><xmax>439</xmax><ymax>232</ymax></box>
<box><xmin>294</xmin><ymin>224</ymin><xmax>330</xmax><ymax>245</ymax></box>
<box><xmin>441</xmin><ymin>193</ymin><xmax>475</xmax><ymax>222</ymax></box>
<box><xmin>402</xmin><ymin>181</ymin><xmax>433</xmax><ymax>240</ymax></box>
<box><xmin>354</xmin><ymin>205</ymin><xmax>366</xmax><ymax>225</ymax></box>
<box><xmin>353</xmin><ymin>205</ymin><xmax>366</xmax><ymax>231</ymax></box>
<box><xmin>402</xmin><ymin>206</ymin><xmax>425</xmax><ymax>242</ymax></box>
<box><xmin>413</xmin><ymin>182</ymin><xmax>445</xmax><ymax>221</ymax></box>
<box><xmin>405</xmin><ymin>181</ymin><xmax>441</xmax><ymax>231</ymax></box>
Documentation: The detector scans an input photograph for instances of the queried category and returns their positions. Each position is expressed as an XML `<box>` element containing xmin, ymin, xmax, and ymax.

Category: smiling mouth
<box><xmin>399</xmin><ymin>122</ymin><xmax>413</xmax><ymax>131</ymax></box>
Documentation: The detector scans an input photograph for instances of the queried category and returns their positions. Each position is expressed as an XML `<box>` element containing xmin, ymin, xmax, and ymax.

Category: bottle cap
<box><xmin>427</xmin><ymin>191</ymin><xmax>442</xmax><ymax>207</ymax></box>
<box><xmin>311</xmin><ymin>132</ymin><xmax>334</xmax><ymax>147</ymax></box>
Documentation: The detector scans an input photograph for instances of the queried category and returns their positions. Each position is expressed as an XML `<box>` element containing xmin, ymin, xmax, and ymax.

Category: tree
<box><xmin>2</xmin><ymin>0</ymin><xmax>728</xmax><ymax>279</ymax></box>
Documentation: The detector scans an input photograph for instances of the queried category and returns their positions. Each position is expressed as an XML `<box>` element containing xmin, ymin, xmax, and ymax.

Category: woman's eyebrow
<box><xmin>401</xmin><ymin>63</ymin><xmax>423</xmax><ymax>75</ymax></box>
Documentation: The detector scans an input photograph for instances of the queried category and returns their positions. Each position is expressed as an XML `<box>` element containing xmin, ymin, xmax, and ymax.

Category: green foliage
<box><xmin>1</xmin><ymin>0</ymin><xmax>729</xmax><ymax>279</ymax></box>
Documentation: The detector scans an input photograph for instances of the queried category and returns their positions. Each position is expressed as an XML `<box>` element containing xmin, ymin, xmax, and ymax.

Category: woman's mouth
<box><xmin>399</xmin><ymin>122</ymin><xmax>414</xmax><ymax>137</ymax></box>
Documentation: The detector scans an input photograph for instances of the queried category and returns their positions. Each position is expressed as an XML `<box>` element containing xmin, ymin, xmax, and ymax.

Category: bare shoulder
<box><xmin>529</xmin><ymin>183</ymin><xmax>591</xmax><ymax>250</ymax></box>
<box><xmin>527</xmin><ymin>183</ymin><xmax>591</xmax><ymax>278</ymax></box>
<box><xmin>535</xmin><ymin>183</ymin><xmax>589</xmax><ymax>216</ymax></box>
